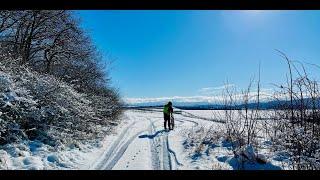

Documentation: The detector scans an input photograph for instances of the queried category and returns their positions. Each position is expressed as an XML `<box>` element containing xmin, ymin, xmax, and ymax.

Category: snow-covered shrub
<box><xmin>271</xmin><ymin>122</ymin><xmax>320</xmax><ymax>170</ymax></box>
<box><xmin>87</xmin><ymin>90</ymin><xmax>123</xmax><ymax>127</ymax></box>
<box><xmin>0</xmin><ymin>55</ymin><xmax>121</xmax><ymax>146</ymax></box>
<box><xmin>183</xmin><ymin>125</ymin><xmax>224</xmax><ymax>157</ymax></box>
<box><xmin>235</xmin><ymin>145</ymin><xmax>256</xmax><ymax>163</ymax></box>
<box><xmin>0</xmin><ymin>150</ymin><xmax>10</xmax><ymax>169</ymax></box>
<box><xmin>219</xmin><ymin>80</ymin><xmax>262</xmax><ymax>154</ymax></box>
<box><xmin>0</xmin><ymin>10</ymin><xmax>122</xmax><ymax>150</ymax></box>
<box><xmin>267</xmin><ymin>51</ymin><xmax>320</xmax><ymax>170</ymax></box>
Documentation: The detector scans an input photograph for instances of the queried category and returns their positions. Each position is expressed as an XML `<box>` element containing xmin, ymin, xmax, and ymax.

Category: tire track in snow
<box><xmin>148</xmin><ymin>119</ymin><xmax>161</xmax><ymax>170</ymax></box>
<box><xmin>161</xmin><ymin>133</ymin><xmax>172</xmax><ymax>170</ymax></box>
<box><xmin>103</xmin><ymin>130</ymin><xmax>146</xmax><ymax>170</ymax></box>
<box><xmin>166</xmin><ymin>134</ymin><xmax>183</xmax><ymax>167</ymax></box>
<box><xmin>178</xmin><ymin>110</ymin><xmax>225</xmax><ymax>123</ymax></box>
<box><xmin>138</xmin><ymin>110</ymin><xmax>202</xmax><ymax>170</ymax></box>
<box><xmin>148</xmin><ymin>115</ymin><xmax>193</xmax><ymax>170</ymax></box>
<box><xmin>148</xmin><ymin>118</ymin><xmax>172</xmax><ymax>170</ymax></box>
<box><xmin>150</xmin><ymin>115</ymin><xmax>185</xmax><ymax>169</ymax></box>
<box><xmin>93</xmin><ymin>122</ymin><xmax>136</xmax><ymax>170</ymax></box>
<box><xmin>95</xmin><ymin>109</ymin><xmax>207</xmax><ymax>170</ymax></box>
<box><xmin>98</xmin><ymin>113</ymin><xmax>160</xmax><ymax>170</ymax></box>
<box><xmin>149</xmin><ymin>119</ymin><xmax>183</xmax><ymax>170</ymax></box>
<box><xmin>176</xmin><ymin>117</ymin><xmax>199</xmax><ymax>127</ymax></box>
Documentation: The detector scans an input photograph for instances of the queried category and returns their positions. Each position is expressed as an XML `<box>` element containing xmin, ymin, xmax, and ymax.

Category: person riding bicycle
<box><xmin>163</xmin><ymin>101</ymin><xmax>173</xmax><ymax>130</ymax></box>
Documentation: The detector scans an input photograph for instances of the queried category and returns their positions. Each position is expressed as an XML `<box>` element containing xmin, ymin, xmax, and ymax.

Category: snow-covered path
<box><xmin>92</xmin><ymin>108</ymin><xmax>203</xmax><ymax>170</ymax></box>
<box><xmin>1</xmin><ymin>108</ymin><xmax>285</xmax><ymax>170</ymax></box>
<box><xmin>87</xmin><ymin>108</ymin><xmax>284</xmax><ymax>170</ymax></box>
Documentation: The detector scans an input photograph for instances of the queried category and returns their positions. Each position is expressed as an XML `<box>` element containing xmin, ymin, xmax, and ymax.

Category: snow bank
<box><xmin>0</xmin><ymin>139</ymin><xmax>108</xmax><ymax>170</ymax></box>
<box><xmin>0</xmin><ymin>112</ymin><xmax>128</xmax><ymax>170</ymax></box>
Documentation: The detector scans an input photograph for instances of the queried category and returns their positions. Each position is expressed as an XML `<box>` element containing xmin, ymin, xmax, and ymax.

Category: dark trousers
<box><xmin>164</xmin><ymin>113</ymin><xmax>171</xmax><ymax>129</ymax></box>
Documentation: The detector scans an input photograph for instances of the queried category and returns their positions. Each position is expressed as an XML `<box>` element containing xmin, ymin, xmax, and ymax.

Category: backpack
<box><xmin>163</xmin><ymin>104</ymin><xmax>169</xmax><ymax>115</ymax></box>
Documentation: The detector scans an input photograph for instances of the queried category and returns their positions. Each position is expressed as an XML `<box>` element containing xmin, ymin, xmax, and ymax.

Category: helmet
<box><xmin>168</xmin><ymin>101</ymin><xmax>172</xmax><ymax>106</ymax></box>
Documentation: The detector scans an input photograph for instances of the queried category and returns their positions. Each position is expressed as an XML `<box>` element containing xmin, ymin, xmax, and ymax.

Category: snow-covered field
<box><xmin>0</xmin><ymin>109</ymin><xmax>287</xmax><ymax>170</ymax></box>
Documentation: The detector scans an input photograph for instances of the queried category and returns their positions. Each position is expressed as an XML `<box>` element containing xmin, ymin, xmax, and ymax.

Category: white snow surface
<box><xmin>0</xmin><ymin>109</ymin><xmax>285</xmax><ymax>170</ymax></box>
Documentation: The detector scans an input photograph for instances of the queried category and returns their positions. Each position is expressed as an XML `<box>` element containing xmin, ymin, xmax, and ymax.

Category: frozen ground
<box><xmin>0</xmin><ymin>109</ymin><xmax>286</xmax><ymax>170</ymax></box>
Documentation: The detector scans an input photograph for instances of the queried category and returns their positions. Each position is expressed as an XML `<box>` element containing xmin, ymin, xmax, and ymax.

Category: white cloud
<box><xmin>124</xmin><ymin>92</ymin><xmax>273</xmax><ymax>106</ymax></box>
<box><xmin>124</xmin><ymin>84</ymin><xmax>276</xmax><ymax>106</ymax></box>
<box><xmin>124</xmin><ymin>95</ymin><xmax>224</xmax><ymax>105</ymax></box>
<box><xmin>198</xmin><ymin>84</ymin><xmax>235</xmax><ymax>95</ymax></box>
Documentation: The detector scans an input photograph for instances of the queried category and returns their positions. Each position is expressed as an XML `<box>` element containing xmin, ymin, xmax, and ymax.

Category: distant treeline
<box><xmin>124</xmin><ymin>98</ymin><xmax>320</xmax><ymax>110</ymax></box>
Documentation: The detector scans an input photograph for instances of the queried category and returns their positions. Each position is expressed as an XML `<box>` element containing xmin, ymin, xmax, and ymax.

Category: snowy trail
<box><xmin>92</xmin><ymin>109</ymin><xmax>205</xmax><ymax>170</ymax></box>
<box><xmin>103</xmin><ymin>130</ymin><xmax>147</xmax><ymax>169</ymax></box>
<box><xmin>1</xmin><ymin>108</ymin><xmax>284</xmax><ymax>170</ymax></box>
<box><xmin>93</xmin><ymin>122</ymin><xmax>137</xmax><ymax>169</ymax></box>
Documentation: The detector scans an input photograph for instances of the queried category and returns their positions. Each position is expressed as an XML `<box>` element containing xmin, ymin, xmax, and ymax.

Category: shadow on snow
<box><xmin>138</xmin><ymin>129</ymin><xmax>167</xmax><ymax>139</ymax></box>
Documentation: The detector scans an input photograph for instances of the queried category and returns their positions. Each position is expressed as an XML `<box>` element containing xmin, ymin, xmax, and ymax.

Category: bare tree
<box><xmin>0</xmin><ymin>10</ymin><xmax>122</xmax><ymax>146</ymax></box>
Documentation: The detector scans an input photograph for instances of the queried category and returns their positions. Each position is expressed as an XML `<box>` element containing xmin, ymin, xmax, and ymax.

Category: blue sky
<box><xmin>76</xmin><ymin>10</ymin><xmax>320</xmax><ymax>104</ymax></box>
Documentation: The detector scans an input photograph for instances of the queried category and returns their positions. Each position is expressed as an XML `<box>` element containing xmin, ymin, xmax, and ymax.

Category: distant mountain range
<box><xmin>125</xmin><ymin>101</ymin><xmax>222</xmax><ymax>107</ymax></box>
<box><xmin>124</xmin><ymin>98</ymin><xmax>320</xmax><ymax>110</ymax></box>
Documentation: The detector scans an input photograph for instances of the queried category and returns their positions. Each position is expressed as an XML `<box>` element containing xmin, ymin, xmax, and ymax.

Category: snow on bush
<box><xmin>183</xmin><ymin>123</ymin><xmax>282</xmax><ymax>170</ymax></box>
<box><xmin>0</xmin><ymin>11</ymin><xmax>122</xmax><ymax>169</ymax></box>
<box><xmin>0</xmin><ymin>150</ymin><xmax>10</xmax><ymax>169</ymax></box>
<box><xmin>0</xmin><ymin>56</ymin><xmax>120</xmax><ymax>147</ymax></box>
<box><xmin>182</xmin><ymin>125</ymin><xmax>224</xmax><ymax>158</ymax></box>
